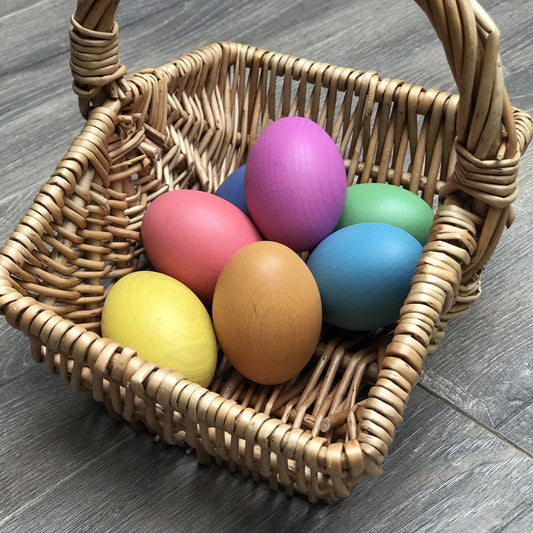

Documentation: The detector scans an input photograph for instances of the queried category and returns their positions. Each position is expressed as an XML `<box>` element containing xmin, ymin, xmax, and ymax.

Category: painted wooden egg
<box><xmin>141</xmin><ymin>189</ymin><xmax>262</xmax><ymax>304</ymax></box>
<box><xmin>212</xmin><ymin>241</ymin><xmax>322</xmax><ymax>385</ymax></box>
<box><xmin>336</xmin><ymin>183</ymin><xmax>435</xmax><ymax>245</ymax></box>
<box><xmin>307</xmin><ymin>222</ymin><xmax>423</xmax><ymax>331</ymax></box>
<box><xmin>244</xmin><ymin>117</ymin><xmax>347</xmax><ymax>252</ymax></box>
<box><xmin>101</xmin><ymin>271</ymin><xmax>218</xmax><ymax>387</ymax></box>
<box><xmin>215</xmin><ymin>165</ymin><xmax>250</xmax><ymax>217</ymax></box>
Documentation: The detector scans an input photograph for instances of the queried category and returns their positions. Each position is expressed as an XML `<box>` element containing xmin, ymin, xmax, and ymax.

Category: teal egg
<box><xmin>307</xmin><ymin>222</ymin><xmax>423</xmax><ymax>331</ymax></box>
<box><xmin>336</xmin><ymin>183</ymin><xmax>435</xmax><ymax>245</ymax></box>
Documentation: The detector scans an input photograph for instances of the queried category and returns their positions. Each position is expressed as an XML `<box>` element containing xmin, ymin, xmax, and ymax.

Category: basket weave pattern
<box><xmin>1</xmin><ymin>0</ymin><xmax>532</xmax><ymax>501</ymax></box>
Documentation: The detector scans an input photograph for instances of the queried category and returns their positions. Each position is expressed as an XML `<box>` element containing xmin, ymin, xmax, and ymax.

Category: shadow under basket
<box><xmin>1</xmin><ymin>0</ymin><xmax>532</xmax><ymax>502</ymax></box>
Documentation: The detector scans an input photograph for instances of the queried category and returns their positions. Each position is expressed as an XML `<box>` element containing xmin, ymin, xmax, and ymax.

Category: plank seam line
<box><xmin>418</xmin><ymin>382</ymin><xmax>533</xmax><ymax>460</ymax></box>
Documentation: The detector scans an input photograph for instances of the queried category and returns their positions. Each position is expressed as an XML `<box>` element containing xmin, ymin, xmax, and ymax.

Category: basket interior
<box><xmin>2</xmin><ymin>40</ymin><xmax>464</xmax><ymax>497</ymax></box>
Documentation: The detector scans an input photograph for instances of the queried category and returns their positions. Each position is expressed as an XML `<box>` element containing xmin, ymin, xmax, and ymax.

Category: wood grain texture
<box><xmin>1</xmin><ymin>0</ymin><xmax>532</xmax><ymax>531</ymax></box>
<box><xmin>1</xmin><ymin>383</ymin><xmax>531</xmax><ymax>533</ymax></box>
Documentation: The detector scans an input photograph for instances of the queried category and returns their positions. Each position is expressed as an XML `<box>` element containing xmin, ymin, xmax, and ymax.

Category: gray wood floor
<box><xmin>1</xmin><ymin>1</ymin><xmax>532</xmax><ymax>532</ymax></box>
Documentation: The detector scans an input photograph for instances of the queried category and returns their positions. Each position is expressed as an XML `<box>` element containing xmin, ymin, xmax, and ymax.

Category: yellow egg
<box><xmin>101</xmin><ymin>271</ymin><xmax>218</xmax><ymax>387</ymax></box>
<box><xmin>212</xmin><ymin>241</ymin><xmax>322</xmax><ymax>385</ymax></box>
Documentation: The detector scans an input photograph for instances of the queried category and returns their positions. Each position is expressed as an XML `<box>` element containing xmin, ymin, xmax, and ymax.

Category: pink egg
<box><xmin>244</xmin><ymin>117</ymin><xmax>347</xmax><ymax>252</ymax></box>
<box><xmin>141</xmin><ymin>190</ymin><xmax>262</xmax><ymax>303</ymax></box>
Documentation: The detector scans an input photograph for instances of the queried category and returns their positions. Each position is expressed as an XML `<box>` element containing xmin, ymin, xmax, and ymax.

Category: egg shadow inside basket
<box><xmin>131</xmin><ymin>243</ymin><xmax>391</xmax><ymax>450</ymax></box>
<box><xmin>208</xmin><ymin>324</ymin><xmax>390</xmax><ymax>445</ymax></box>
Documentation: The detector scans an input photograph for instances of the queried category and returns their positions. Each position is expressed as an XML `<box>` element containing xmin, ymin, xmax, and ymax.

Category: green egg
<box><xmin>336</xmin><ymin>183</ymin><xmax>435</xmax><ymax>245</ymax></box>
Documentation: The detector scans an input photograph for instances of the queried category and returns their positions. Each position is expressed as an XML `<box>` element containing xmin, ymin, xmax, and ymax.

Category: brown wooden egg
<box><xmin>212</xmin><ymin>241</ymin><xmax>322</xmax><ymax>385</ymax></box>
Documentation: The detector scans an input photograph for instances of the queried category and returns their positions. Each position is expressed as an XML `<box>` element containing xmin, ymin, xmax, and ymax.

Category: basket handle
<box><xmin>413</xmin><ymin>0</ymin><xmax>524</xmax><ymax>280</ymax></box>
<box><xmin>69</xmin><ymin>1</ymin><xmax>529</xmax><ymax>279</ymax></box>
<box><xmin>69</xmin><ymin>0</ymin><xmax>125</xmax><ymax>116</ymax></box>
<box><xmin>70</xmin><ymin>0</ymin><xmax>518</xmax><ymax>156</ymax></box>
<box><xmin>418</xmin><ymin>0</ymin><xmax>518</xmax><ymax>161</ymax></box>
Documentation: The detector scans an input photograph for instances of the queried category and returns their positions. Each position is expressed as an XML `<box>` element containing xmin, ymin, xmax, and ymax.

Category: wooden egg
<box><xmin>307</xmin><ymin>222</ymin><xmax>423</xmax><ymax>331</ymax></box>
<box><xmin>101</xmin><ymin>271</ymin><xmax>218</xmax><ymax>387</ymax></box>
<box><xmin>141</xmin><ymin>189</ymin><xmax>262</xmax><ymax>304</ymax></box>
<box><xmin>336</xmin><ymin>183</ymin><xmax>435</xmax><ymax>245</ymax></box>
<box><xmin>212</xmin><ymin>241</ymin><xmax>322</xmax><ymax>385</ymax></box>
<box><xmin>244</xmin><ymin>117</ymin><xmax>347</xmax><ymax>252</ymax></box>
<box><xmin>215</xmin><ymin>164</ymin><xmax>251</xmax><ymax>217</ymax></box>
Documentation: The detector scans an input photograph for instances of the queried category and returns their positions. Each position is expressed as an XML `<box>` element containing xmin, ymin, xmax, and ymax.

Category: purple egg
<box><xmin>244</xmin><ymin>117</ymin><xmax>347</xmax><ymax>252</ymax></box>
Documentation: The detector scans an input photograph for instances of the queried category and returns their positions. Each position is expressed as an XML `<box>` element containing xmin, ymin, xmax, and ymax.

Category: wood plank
<box><xmin>0</xmin><ymin>87</ymin><xmax>80</xmax><ymax>203</ymax></box>
<box><xmin>498</xmin><ymin>400</ymin><xmax>533</xmax><ymax>455</ymax></box>
<box><xmin>1</xmin><ymin>1</ymin><xmax>532</xmax><ymax>531</ymax></box>
<box><xmin>0</xmin><ymin>0</ymin><xmax>169</xmax><ymax>78</ymax></box>
<box><xmin>0</xmin><ymin>322</ymin><xmax>36</xmax><ymax>386</ymax></box>
<box><xmin>0</xmin><ymin>379</ymin><xmax>531</xmax><ymax>532</ymax></box>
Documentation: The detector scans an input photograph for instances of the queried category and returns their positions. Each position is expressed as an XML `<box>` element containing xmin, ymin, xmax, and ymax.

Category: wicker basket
<box><xmin>1</xmin><ymin>0</ymin><xmax>532</xmax><ymax>502</ymax></box>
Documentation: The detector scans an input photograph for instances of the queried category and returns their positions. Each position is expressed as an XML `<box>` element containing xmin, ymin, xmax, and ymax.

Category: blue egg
<box><xmin>306</xmin><ymin>222</ymin><xmax>423</xmax><ymax>331</ymax></box>
<box><xmin>215</xmin><ymin>165</ymin><xmax>250</xmax><ymax>217</ymax></box>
